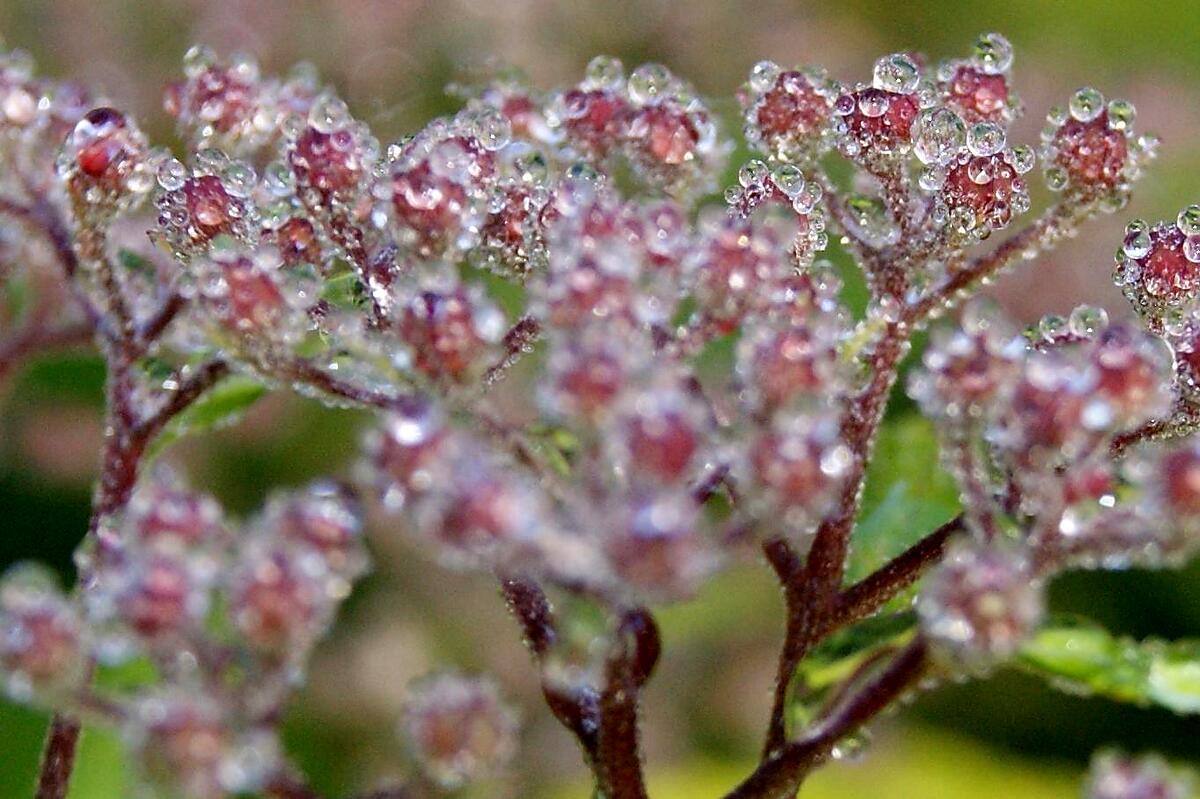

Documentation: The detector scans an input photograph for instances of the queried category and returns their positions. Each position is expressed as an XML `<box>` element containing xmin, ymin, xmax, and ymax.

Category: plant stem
<box><xmin>34</xmin><ymin>714</ymin><xmax>81</xmax><ymax>799</ymax></box>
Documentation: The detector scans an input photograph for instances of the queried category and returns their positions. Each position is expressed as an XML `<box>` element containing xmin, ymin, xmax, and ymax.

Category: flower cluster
<box><xmin>0</xmin><ymin>30</ymin><xmax>1197</xmax><ymax>799</ymax></box>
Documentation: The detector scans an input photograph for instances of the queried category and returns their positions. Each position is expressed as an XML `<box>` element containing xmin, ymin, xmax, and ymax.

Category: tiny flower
<box><xmin>365</xmin><ymin>397</ymin><xmax>453</xmax><ymax>509</ymax></box>
<box><xmin>59</xmin><ymin>107</ymin><xmax>154</xmax><ymax>210</ymax></box>
<box><xmin>401</xmin><ymin>672</ymin><xmax>518</xmax><ymax>789</ymax></box>
<box><xmin>125</xmin><ymin>690</ymin><xmax>280</xmax><ymax>799</ymax></box>
<box><xmin>918</xmin><ymin>542</ymin><xmax>1044</xmax><ymax>673</ymax></box>
<box><xmin>165</xmin><ymin>47</ymin><xmax>268</xmax><ymax>153</ymax></box>
<box><xmin>260</xmin><ymin>481</ymin><xmax>368</xmax><ymax>581</ymax></box>
<box><xmin>604</xmin><ymin>489</ymin><xmax>714</xmax><ymax>601</ymax></box>
<box><xmin>832</xmin><ymin>53</ymin><xmax>923</xmax><ymax>169</ymax></box>
<box><xmin>227</xmin><ymin>542</ymin><xmax>332</xmax><ymax>656</ymax></box>
<box><xmin>740</xmin><ymin>62</ymin><xmax>836</xmax><ymax>163</ymax></box>
<box><xmin>155</xmin><ymin>152</ymin><xmax>259</xmax><ymax>258</ymax></box>
<box><xmin>1041</xmin><ymin>89</ymin><xmax>1151</xmax><ymax>203</ymax></box>
<box><xmin>288</xmin><ymin>95</ymin><xmax>376</xmax><ymax>200</ymax></box>
<box><xmin>1114</xmin><ymin>211</ymin><xmax>1200</xmax><ymax>330</ymax></box>
<box><xmin>395</xmin><ymin>281</ymin><xmax>507</xmax><ymax>383</ymax></box>
<box><xmin>0</xmin><ymin>564</ymin><xmax>85</xmax><ymax>704</ymax></box>
<box><xmin>937</xmin><ymin>33</ymin><xmax>1017</xmax><ymax>125</ymax></box>
<box><xmin>744</xmin><ymin>410</ymin><xmax>852</xmax><ymax>539</ymax></box>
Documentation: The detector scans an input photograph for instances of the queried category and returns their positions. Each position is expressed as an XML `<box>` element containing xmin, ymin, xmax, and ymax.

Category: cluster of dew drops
<box><xmin>0</xmin><ymin>29</ymin><xmax>1198</xmax><ymax>797</ymax></box>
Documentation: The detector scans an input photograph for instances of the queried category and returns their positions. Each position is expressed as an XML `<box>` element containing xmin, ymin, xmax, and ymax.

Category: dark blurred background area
<box><xmin>1</xmin><ymin>1</ymin><xmax>1199</xmax><ymax>796</ymax></box>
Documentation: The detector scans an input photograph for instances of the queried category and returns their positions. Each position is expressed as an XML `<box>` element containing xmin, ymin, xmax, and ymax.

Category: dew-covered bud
<box><xmin>937</xmin><ymin>33</ymin><xmax>1016</xmax><ymax>125</ymax></box>
<box><xmin>288</xmin><ymin>98</ymin><xmax>376</xmax><ymax>200</ymax></box>
<box><xmin>744</xmin><ymin>410</ymin><xmax>852</xmax><ymax>539</ymax></box>
<box><xmin>1041</xmin><ymin>90</ymin><xmax>1151</xmax><ymax>202</ymax></box>
<box><xmin>612</xmin><ymin>384</ymin><xmax>706</xmax><ymax>484</ymax></box>
<box><xmin>412</xmin><ymin>456</ymin><xmax>551</xmax><ymax>570</ymax></box>
<box><xmin>622</xmin><ymin>63</ymin><xmax>726</xmax><ymax>198</ymax></box>
<box><xmin>227</xmin><ymin>542</ymin><xmax>333</xmax><ymax>655</ymax></box>
<box><xmin>111</xmin><ymin>551</ymin><xmax>211</xmax><ymax>644</ymax></box>
<box><xmin>541</xmin><ymin>326</ymin><xmax>635</xmax><ymax>422</ymax></box>
<box><xmin>125</xmin><ymin>690</ymin><xmax>279</xmax><ymax>799</ymax></box>
<box><xmin>918</xmin><ymin>543</ymin><xmax>1044</xmax><ymax>673</ymax></box>
<box><xmin>378</xmin><ymin>118</ymin><xmax>497</xmax><ymax>258</ymax></box>
<box><xmin>155</xmin><ymin>153</ymin><xmax>259</xmax><ymax>258</ymax></box>
<box><xmin>475</xmin><ymin>180</ymin><xmax>548</xmax><ymax>278</ymax></box>
<box><xmin>401</xmin><ymin>672</ymin><xmax>518</xmax><ymax>790</ymax></box>
<box><xmin>934</xmin><ymin>144</ymin><xmax>1031</xmax><ymax>242</ymax></box>
<box><xmin>1086</xmin><ymin>323</ymin><xmax>1173</xmax><ymax>429</ymax></box>
<box><xmin>605</xmin><ymin>489</ymin><xmax>714</xmax><ymax>601</ymax></box>
<box><xmin>554</xmin><ymin>56</ymin><xmax>630</xmax><ymax>160</ymax></box>
<box><xmin>125</xmin><ymin>466</ymin><xmax>226</xmax><ymax>552</ymax></box>
<box><xmin>687</xmin><ymin>212</ymin><xmax>798</xmax><ymax>333</ymax></box>
<box><xmin>740</xmin><ymin>63</ymin><xmax>836</xmax><ymax>163</ymax></box>
<box><xmin>1115</xmin><ymin>213</ymin><xmax>1200</xmax><ymax>330</ymax></box>
<box><xmin>736</xmin><ymin>314</ymin><xmax>842</xmax><ymax>413</ymax></box>
<box><xmin>909</xmin><ymin>304</ymin><xmax>1024</xmax><ymax>422</ymax></box>
<box><xmin>59</xmin><ymin>107</ymin><xmax>154</xmax><ymax>210</ymax></box>
<box><xmin>832</xmin><ymin>57</ymin><xmax>922</xmax><ymax>169</ymax></box>
<box><xmin>365</xmin><ymin>397</ymin><xmax>453</xmax><ymax>510</ymax></box>
<box><xmin>1086</xmin><ymin>750</ymin><xmax>1195</xmax><ymax>799</ymax></box>
<box><xmin>990</xmin><ymin>350</ymin><xmax>1102</xmax><ymax>470</ymax></box>
<box><xmin>193</xmin><ymin>245</ymin><xmax>289</xmax><ymax>336</ymax></box>
<box><xmin>165</xmin><ymin>47</ymin><xmax>270</xmax><ymax>154</ymax></box>
<box><xmin>395</xmin><ymin>282</ymin><xmax>507</xmax><ymax>383</ymax></box>
<box><xmin>260</xmin><ymin>482</ymin><xmax>368</xmax><ymax>581</ymax></box>
<box><xmin>0</xmin><ymin>564</ymin><xmax>85</xmax><ymax>703</ymax></box>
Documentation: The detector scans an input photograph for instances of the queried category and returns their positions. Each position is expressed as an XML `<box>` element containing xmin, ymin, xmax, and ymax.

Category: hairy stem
<box><xmin>34</xmin><ymin>714</ymin><xmax>82</xmax><ymax>799</ymax></box>
<box><xmin>727</xmin><ymin>639</ymin><xmax>929</xmax><ymax>799</ymax></box>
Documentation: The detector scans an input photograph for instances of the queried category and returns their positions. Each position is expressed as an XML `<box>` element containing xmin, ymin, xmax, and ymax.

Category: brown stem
<box><xmin>137</xmin><ymin>291</ymin><xmax>187</xmax><ymax>346</ymax></box>
<box><xmin>483</xmin><ymin>315</ymin><xmax>541</xmax><ymax>386</ymax></box>
<box><xmin>725</xmin><ymin>639</ymin><xmax>929</xmax><ymax>799</ymax></box>
<box><xmin>595</xmin><ymin>609</ymin><xmax>658</xmax><ymax>799</ymax></box>
<box><xmin>34</xmin><ymin>714</ymin><xmax>81</xmax><ymax>799</ymax></box>
<box><xmin>500</xmin><ymin>577</ymin><xmax>600</xmax><ymax>758</ymax></box>
<box><xmin>835</xmin><ymin>514</ymin><xmax>964</xmax><ymax>629</ymax></box>
<box><xmin>762</xmin><ymin>538</ymin><xmax>807</xmax><ymax>758</ymax></box>
<box><xmin>902</xmin><ymin>207</ymin><xmax>1067</xmax><ymax>326</ymax></box>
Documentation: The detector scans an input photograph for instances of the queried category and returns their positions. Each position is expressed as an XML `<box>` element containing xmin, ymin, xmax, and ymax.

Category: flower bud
<box><xmin>0</xmin><ymin>564</ymin><xmax>85</xmax><ymax>703</ymax></box>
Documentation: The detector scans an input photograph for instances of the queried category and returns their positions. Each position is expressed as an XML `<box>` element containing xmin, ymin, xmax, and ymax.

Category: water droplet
<box><xmin>470</xmin><ymin>109</ymin><xmax>512</xmax><ymax>151</ymax></box>
<box><xmin>627</xmin><ymin>63</ymin><xmax>672</xmax><ymax>105</ymax></box>
<box><xmin>157</xmin><ymin>158</ymin><xmax>187</xmax><ymax>191</ymax></box>
<box><xmin>967</xmin><ymin>121</ymin><xmax>1005</xmax><ymax>157</ymax></box>
<box><xmin>585</xmin><ymin>55</ymin><xmax>624</xmax><ymax>90</ymax></box>
<box><xmin>1045</xmin><ymin>165</ymin><xmax>1068</xmax><ymax>192</ymax></box>
<box><xmin>749</xmin><ymin>60</ymin><xmax>780</xmax><ymax>94</ymax></box>
<box><xmin>1106</xmin><ymin>99</ymin><xmax>1136</xmax><ymax>131</ymax></box>
<box><xmin>308</xmin><ymin>94</ymin><xmax>349</xmax><ymax>135</ymax></box>
<box><xmin>1069</xmin><ymin>87</ymin><xmax>1105</xmax><ymax>123</ymax></box>
<box><xmin>1068</xmin><ymin>305</ymin><xmax>1108</xmax><ymax>337</ymax></box>
<box><xmin>913</xmin><ymin>107</ymin><xmax>966</xmax><ymax>166</ymax></box>
<box><xmin>872</xmin><ymin>53</ymin><xmax>921</xmax><ymax>94</ymax></box>
<box><xmin>1122</xmin><ymin>220</ymin><xmax>1151</xmax><ymax>259</ymax></box>
<box><xmin>1010</xmin><ymin>144</ymin><xmax>1036</xmax><ymax>174</ymax></box>
<box><xmin>1178</xmin><ymin>205</ymin><xmax>1200</xmax><ymax>237</ymax></box>
<box><xmin>738</xmin><ymin>159</ymin><xmax>769</xmax><ymax>188</ymax></box>
<box><xmin>182</xmin><ymin>44</ymin><xmax>216</xmax><ymax>79</ymax></box>
<box><xmin>973</xmin><ymin>32</ymin><xmax>1014</xmax><ymax>75</ymax></box>
<box><xmin>770</xmin><ymin>163</ymin><xmax>805</xmax><ymax>197</ymax></box>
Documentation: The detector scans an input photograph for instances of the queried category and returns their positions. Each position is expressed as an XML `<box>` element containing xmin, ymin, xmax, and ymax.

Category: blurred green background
<box><xmin>2</xmin><ymin>0</ymin><xmax>1200</xmax><ymax>796</ymax></box>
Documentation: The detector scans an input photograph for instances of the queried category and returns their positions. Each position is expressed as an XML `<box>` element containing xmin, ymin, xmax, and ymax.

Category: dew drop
<box><xmin>973</xmin><ymin>32</ymin><xmax>1014</xmax><ymax>75</ymax></box>
<box><xmin>913</xmin><ymin>107</ymin><xmax>966</xmax><ymax>166</ymax></box>
<box><xmin>872</xmin><ymin>53</ymin><xmax>921</xmax><ymax>95</ymax></box>
<box><xmin>967</xmin><ymin>121</ymin><xmax>1005</xmax><ymax>157</ymax></box>
<box><xmin>627</xmin><ymin>63</ymin><xmax>672</xmax><ymax>105</ymax></box>
<box><xmin>1069</xmin><ymin>87</ymin><xmax>1105</xmax><ymax>123</ymax></box>
<box><xmin>585</xmin><ymin>55</ymin><xmax>625</xmax><ymax>90</ymax></box>
<box><xmin>1177</xmin><ymin>205</ymin><xmax>1200</xmax><ymax>237</ymax></box>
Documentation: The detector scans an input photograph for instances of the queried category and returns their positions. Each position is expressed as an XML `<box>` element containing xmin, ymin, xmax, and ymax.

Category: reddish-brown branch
<box><xmin>835</xmin><ymin>514</ymin><xmax>964</xmax><ymax>629</ymax></box>
<box><xmin>725</xmin><ymin>639</ymin><xmax>929</xmax><ymax>799</ymax></box>
<box><xmin>137</xmin><ymin>291</ymin><xmax>187</xmax><ymax>346</ymax></box>
<box><xmin>34</xmin><ymin>714</ymin><xmax>81</xmax><ymax>799</ymax></box>
<box><xmin>483</xmin><ymin>315</ymin><xmax>541</xmax><ymax>385</ymax></box>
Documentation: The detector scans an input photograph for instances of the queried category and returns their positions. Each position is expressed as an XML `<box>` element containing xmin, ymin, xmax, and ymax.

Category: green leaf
<box><xmin>116</xmin><ymin>248</ymin><xmax>155</xmax><ymax>277</ymax></box>
<box><xmin>320</xmin><ymin>271</ymin><xmax>367</xmax><ymax>310</ymax></box>
<box><xmin>1018</xmin><ymin>615</ymin><xmax>1200</xmax><ymax>715</ymax></box>
<box><xmin>146</xmin><ymin>375</ymin><xmax>268</xmax><ymax>459</ymax></box>
<box><xmin>849</xmin><ymin>414</ymin><xmax>960</xmax><ymax>585</ymax></box>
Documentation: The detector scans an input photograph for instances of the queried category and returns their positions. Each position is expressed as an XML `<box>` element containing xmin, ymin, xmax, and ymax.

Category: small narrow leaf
<box><xmin>1019</xmin><ymin>615</ymin><xmax>1200</xmax><ymax>714</ymax></box>
<box><xmin>146</xmin><ymin>375</ymin><xmax>268</xmax><ymax>459</ymax></box>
